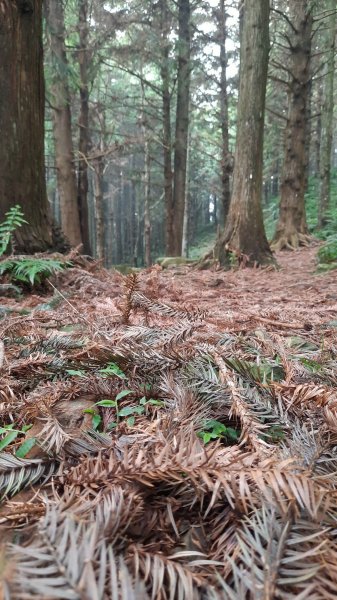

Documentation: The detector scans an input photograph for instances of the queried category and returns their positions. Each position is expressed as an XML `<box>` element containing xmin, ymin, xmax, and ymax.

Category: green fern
<box><xmin>0</xmin><ymin>257</ymin><xmax>70</xmax><ymax>286</ymax></box>
<box><xmin>0</xmin><ymin>205</ymin><xmax>27</xmax><ymax>256</ymax></box>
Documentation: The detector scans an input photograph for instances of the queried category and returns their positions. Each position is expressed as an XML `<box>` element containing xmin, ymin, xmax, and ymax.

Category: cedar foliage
<box><xmin>0</xmin><ymin>256</ymin><xmax>337</xmax><ymax>599</ymax></box>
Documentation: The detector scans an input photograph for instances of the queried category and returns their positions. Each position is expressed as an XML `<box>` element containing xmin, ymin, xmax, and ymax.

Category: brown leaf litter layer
<box><xmin>0</xmin><ymin>246</ymin><xmax>336</xmax><ymax>599</ymax></box>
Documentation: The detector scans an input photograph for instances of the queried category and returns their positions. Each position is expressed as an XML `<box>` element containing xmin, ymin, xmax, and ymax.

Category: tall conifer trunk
<box><xmin>272</xmin><ymin>0</ymin><xmax>312</xmax><ymax>250</ymax></box>
<box><xmin>171</xmin><ymin>0</ymin><xmax>191</xmax><ymax>256</ymax></box>
<box><xmin>214</xmin><ymin>0</ymin><xmax>273</xmax><ymax>266</ymax></box>
<box><xmin>77</xmin><ymin>0</ymin><xmax>92</xmax><ymax>255</ymax></box>
<box><xmin>45</xmin><ymin>0</ymin><xmax>82</xmax><ymax>248</ymax></box>
<box><xmin>318</xmin><ymin>0</ymin><xmax>336</xmax><ymax>228</ymax></box>
<box><xmin>0</xmin><ymin>0</ymin><xmax>52</xmax><ymax>252</ymax></box>
<box><xmin>219</xmin><ymin>0</ymin><xmax>231</xmax><ymax>226</ymax></box>
<box><xmin>160</xmin><ymin>0</ymin><xmax>174</xmax><ymax>256</ymax></box>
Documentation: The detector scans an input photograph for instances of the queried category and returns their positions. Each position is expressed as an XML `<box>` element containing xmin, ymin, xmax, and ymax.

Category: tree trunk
<box><xmin>77</xmin><ymin>0</ymin><xmax>92</xmax><ymax>255</ymax></box>
<box><xmin>219</xmin><ymin>0</ymin><xmax>231</xmax><ymax>226</ymax></box>
<box><xmin>214</xmin><ymin>0</ymin><xmax>273</xmax><ymax>267</ymax></box>
<box><xmin>93</xmin><ymin>156</ymin><xmax>104</xmax><ymax>261</ymax></box>
<box><xmin>141</xmin><ymin>84</ymin><xmax>152</xmax><ymax>268</ymax></box>
<box><xmin>45</xmin><ymin>0</ymin><xmax>82</xmax><ymax>248</ymax></box>
<box><xmin>182</xmin><ymin>127</ymin><xmax>191</xmax><ymax>258</ymax></box>
<box><xmin>160</xmin><ymin>0</ymin><xmax>174</xmax><ymax>257</ymax></box>
<box><xmin>318</xmin><ymin>0</ymin><xmax>336</xmax><ymax>228</ymax></box>
<box><xmin>0</xmin><ymin>0</ymin><xmax>52</xmax><ymax>252</ymax></box>
<box><xmin>272</xmin><ymin>1</ymin><xmax>312</xmax><ymax>250</ymax></box>
<box><xmin>171</xmin><ymin>0</ymin><xmax>191</xmax><ymax>256</ymax></box>
<box><xmin>314</xmin><ymin>83</ymin><xmax>323</xmax><ymax>178</ymax></box>
<box><xmin>115</xmin><ymin>169</ymin><xmax>123</xmax><ymax>264</ymax></box>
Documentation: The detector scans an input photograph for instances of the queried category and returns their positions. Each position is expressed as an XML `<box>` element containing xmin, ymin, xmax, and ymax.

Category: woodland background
<box><xmin>1</xmin><ymin>2</ymin><xmax>337</xmax><ymax>599</ymax></box>
<box><xmin>1</xmin><ymin>0</ymin><xmax>337</xmax><ymax>265</ymax></box>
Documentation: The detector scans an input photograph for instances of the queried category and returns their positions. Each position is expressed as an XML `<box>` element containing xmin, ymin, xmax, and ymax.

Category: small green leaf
<box><xmin>98</xmin><ymin>363</ymin><xmax>127</xmax><ymax>378</ymax></box>
<box><xmin>107</xmin><ymin>421</ymin><xmax>117</xmax><ymax>430</ymax></box>
<box><xmin>126</xmin><ymin>416</ymin><xmax>135</xmax><ymax>427</ymax></box>
<box><xmin>0</xmin><ymin>430</ymin><xmax>19</xmax><ymax>451</ymax></box>
<box><xmin>212</xmin><ymin>423</ymin><xmax>227</xmax><ymax>436</ymax></box>
<box><xmin>0</xmin><ymin>425</ymin><xmax>15</xmax><ymax>434</ymax></box>
<box><xmin>226</xmin><ymin>428</ymin><xmax>239</xmax><ymax>440</ymax></box>
<box><xmin>118</xmin><ymin>406</ymin><xmax>134</xmax><ymax>417</ymax></box>
<box><xmin>15</xmin><ymin>437</ymin><xmax>37</xmax><ymax>458</ymax></box>
<box><xmin>115</xmin><ymin>390</ymin><xmax>133</xmax><ymax>401</ymax></box>
<box><xmin>92</xmin><ymin>414</ymin><xmax>101</xmax><ymax>430</ymax></box>
<box><xmin>95</xmin><ymin>399</ymin><xmax>117</xmax><ymax>407</ymax></box>
<box><xmin>22</xmin><ymin>424</ymin><xmax>33</xmax><ymax>433</ymax></box>
<box><xmin>202</xmin><ymin>432</ymin><xmax>212</xmax><ymax>444</ymax></box>
<box><xmin>146</xmin><ymin>399</ymin><xmax>164</xmax><ymax>406</ymax></box>
<box><xmin>66</xmin><ymin>369</ymin><xmax>86</xmax><ymax>377</ymax></box>
<box><xmin>119</xmin><ymin>405</ymin><xmax>144</xmax><ymax>417</ymax></box>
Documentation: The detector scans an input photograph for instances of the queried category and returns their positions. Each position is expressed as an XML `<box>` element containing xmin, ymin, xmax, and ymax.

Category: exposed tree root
<box><xmin>271</xmin><ymin>232</ymin><xmax>313</xmax><ymax>252</ymax></box>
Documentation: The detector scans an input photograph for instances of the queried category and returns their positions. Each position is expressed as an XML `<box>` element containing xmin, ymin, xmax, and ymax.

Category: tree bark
<box><xmin>314</xmin><ymin>83</ymin><xmax>323</xmax><ymax>178</ymax></box>
<box><xmin>218</xmin><ymin>0</ymin><xmax>231</xmax><ymax>226</ymax></box>
<box><xmin>160</xmin><ymin>0</ymin><xmax>174</xmax><ymax>257</ymax></box>
<box><xmin>171</xmin><ymin>0</ymin><xmax>191</xmax><ymax>256</ymax></box>
<box><xmin>45</xmin><ymin>0</ymin><xmax>82</xmax><ymax>248</ymax></box>
<box><xmin>0</xmin><ymin>0</ymin><xmax>52</xmax><ymax>252</ymax></box>
<box><xmin>182</xmin><ymin>129</ymin><xmax>190</xmax><ymax>258</ymax></box>
<box><xmin>272</xmin><ymin>1</ymin><xmax>312</xmax><ymax>250</ymax></box>
<box><xmin>93</xmin><ymin>154</ymin><xmax>104</xmax><ymax>261</ymax></box>
<box><xmin>141</xmin><ymin>84</ymin><xmax>152</xmax><ymax>268</ymax></box>
<box><xmin>318</xmin><ymin>0</ymin><xmax>336</xmax><ymax>228</ymax></box>
<box><xmin>77</xmin><ymin>0</ymin><xmax>92</xmax><ymax>255</ymax></box>
<box><xmin>214</xmin><ymin>0</ymin><xmax>273</xmax><ymax>267</ymax></box>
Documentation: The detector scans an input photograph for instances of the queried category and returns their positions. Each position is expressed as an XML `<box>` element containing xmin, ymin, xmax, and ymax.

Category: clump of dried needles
<box><xmin>0</xmin><ymin>249</ymin><xmax>337</xmax><ymax>599</ymax></box>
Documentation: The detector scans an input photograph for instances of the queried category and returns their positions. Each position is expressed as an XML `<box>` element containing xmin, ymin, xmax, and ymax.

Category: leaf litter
<box><xmin>0</xmin><ymin>245</ymin><xmax>336</xmax><ymax>599</ymax></box>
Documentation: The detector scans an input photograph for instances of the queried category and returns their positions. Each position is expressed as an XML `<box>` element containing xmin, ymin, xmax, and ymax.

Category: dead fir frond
<box><xmin>0</xmin><ymin>453</ymin><xmax>58</xmax><ymax>499</ymax></box>
<box><xmin>121</xmin><ymin>272</ymin><xmax>139</xmax><ymax>325</ymax></box>
<box><xmin>223</xmin><ymin>504</ymin><xmax>330</xmax><ymax>600</ymax></box>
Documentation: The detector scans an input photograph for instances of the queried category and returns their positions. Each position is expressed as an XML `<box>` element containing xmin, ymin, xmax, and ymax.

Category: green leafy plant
<box><xmin>317</xmin><ymin>237</ymin><xmax>337</xmax><ymax>263</ymax></box>
<box><xmin>98</xmin><ymin>362</ymin><xmax>127</xmax><ymax>379</ymax></box>
<box><xmin>197</xmin><ymin>420</ymin><xmax>239</xmax><ymax>445</ymax></box>
<box><xmin>0</xmin><ymin>205</ymin><xmax>27</xmax><ymax>256</ymax></box>
<box><xmin>0</xmin><ymin>423</ymin><xmax>35</xmax><ymax>457</ymax></box>
<box><xmin>84</xmin><ymin>394</ymin><xmax>164</xmax><ymax>430</ymax></box>
<box><xmin>317</xmin><ymin>237</ymin><xmax>337</xmax><ymax>272</ymax></box>
<box><xmin>0</xmin><ymin>257</ymin><xmax>70</xmax><ymax>287</ymax></box>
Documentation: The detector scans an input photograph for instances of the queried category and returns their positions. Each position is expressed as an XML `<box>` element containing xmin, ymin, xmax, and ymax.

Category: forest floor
<box><xmin>0</xmin><ymin>244</ymin><xmax>337</xmax><ymax>599</ymax></box>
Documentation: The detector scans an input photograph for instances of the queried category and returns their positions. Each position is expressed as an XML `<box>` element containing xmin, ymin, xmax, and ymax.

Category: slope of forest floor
<box><xmin>0</xmin><ymin>245</ymin><xmax>337</xmax><ymax>599</ymax></box>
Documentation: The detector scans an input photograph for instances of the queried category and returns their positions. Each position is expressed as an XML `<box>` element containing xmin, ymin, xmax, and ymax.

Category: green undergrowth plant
<box><xmin>85</xmin><ymin>393</ymin><xmax>164</xmax><ymax>430</ymax></box>
<box><xmin>0</xmin><ymin>205</ymin><xmax>71</xmax><ymax>289</ymax></box>
<box><xmin>197</xmin><ymin>419</ymin><xmax>239</xmax><ymax>444</ymax></box>
<box><xmin>0</xmin><ymin>423</ymin><xmax>35</xmax><ymax>457</ymax></box>
<box><xmin>0</xmin><ymin>205</ymin><xmax>27</xmax><ymax>256</ymax></box>
<box><xmin>316</xmin><ymin>236</ymin><xmax>337</xmax><ymax>272</ymax></box>
<box><xmin>0</xmin><ymin>257</ymin><xmax>71</xmax><ymax>288</ymax></box>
